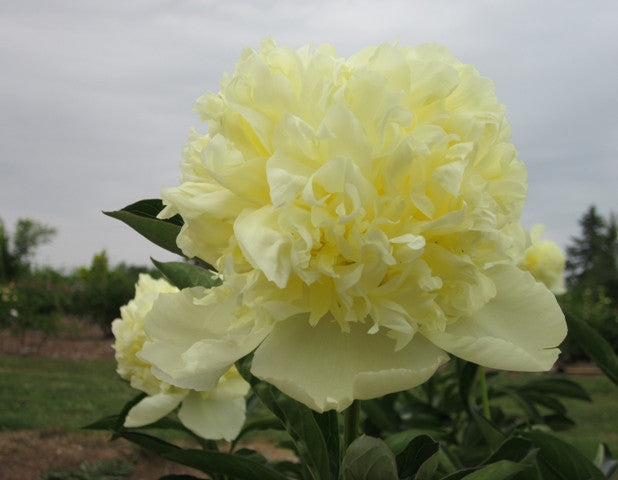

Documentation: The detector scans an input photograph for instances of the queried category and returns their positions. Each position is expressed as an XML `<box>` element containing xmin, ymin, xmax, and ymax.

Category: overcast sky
<box><xmin>1</xmin><ymin>1</ymin><xmax>617</xmax><ymax>271</ymax></box>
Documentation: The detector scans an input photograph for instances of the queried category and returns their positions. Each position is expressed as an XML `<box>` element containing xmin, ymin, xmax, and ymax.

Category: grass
<box><xmin>0</xmin><ymin>354</ymin><xmax>133</xmax><ymax>431</ymax></box>
<box><xmin>1</xmin><ymin>354</ymin><xmax>616</xmax><ymax>463</ymax></box>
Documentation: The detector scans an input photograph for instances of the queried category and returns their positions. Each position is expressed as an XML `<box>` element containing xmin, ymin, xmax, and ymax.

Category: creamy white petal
<box><xmin>422</xmin><ymin>264</ymin><xmax>566</xmax><ymax>371</ymax></box>
<box><xmin>124</xmin><ymin>392</ymin><xmax>185</xmax><ymax>428</ymax></box>
<box><xmin>139</xmin><ymin>288</ymin><xmax>271</xmax><ymax>391</ymax></box>
<box><xmin>178</xmin><ymin>391</ymin><xmax>247</xmax><ymax>441</ymax></box>
<box><xmin>251</xmin><ymin>316</ymin><xmax>449</xmax><ymax>412</ymax></box>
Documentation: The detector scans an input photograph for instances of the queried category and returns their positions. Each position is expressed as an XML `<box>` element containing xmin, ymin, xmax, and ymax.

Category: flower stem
<box><xmin>478</xmin><ymin>367</ymin><xmax>491</xmax><ymax>420</ymax></box>
<box><xmin>343</xmin><ymin>400</ymin><xmax>361</xmax><ymax>453</ymax></box>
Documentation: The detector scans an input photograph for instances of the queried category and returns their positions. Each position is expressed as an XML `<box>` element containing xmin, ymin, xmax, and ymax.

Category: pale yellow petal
<box><xmin>124</xmin><ymin>392</ymin><xmax>185</xmax><ymax>428</ymax></box>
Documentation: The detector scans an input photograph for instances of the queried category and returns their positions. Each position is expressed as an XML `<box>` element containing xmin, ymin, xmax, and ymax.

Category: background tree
<box><xmin>565</xmin><ymin>205</ymin><xmax>618</xmax><ymax>305</ymax></box>
<box><xmin>0</xmin><ymin>218</ymin><xmax>57</xmax><ymax>282</ymax></box>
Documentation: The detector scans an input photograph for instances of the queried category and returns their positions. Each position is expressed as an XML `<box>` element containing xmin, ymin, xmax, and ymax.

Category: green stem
<box><xmin>479</xmin><ymin>367</ymin><xmax>491</xmax><ymax>420</ymax></box>
<box><xmin>343</xmin><ymin>400</ymin><xmax>361</xmax><ymax>453</ymax></box>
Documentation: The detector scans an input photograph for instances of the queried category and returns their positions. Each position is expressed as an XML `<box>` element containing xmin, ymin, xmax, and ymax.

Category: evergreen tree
<box><xmin>565</xmin><ymin>206</ymin><xmax>618</xmax><ymax>304</ymax></box>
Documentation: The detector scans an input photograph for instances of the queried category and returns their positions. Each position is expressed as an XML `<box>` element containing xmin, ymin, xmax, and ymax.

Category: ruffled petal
<box><xmin>178</xmin><ymin>392</ymin><xmax>247</xmax><ymax>441</ymax></box>
<box><xmin>251</xmin><ymin>316</ymin><xmax>449</xmax><ymax>412</ymax></box>
<box><xmin>124</xmin><ymin>392</ymin><xmax>185</xmax><ymax>428</ymax></box>
<box><xmin>139</xmin><ymin>287</ymin><xmax>271</xmax><ymax>391</ymax></box>
<box><xmin>422</xmin><ymin>264</ymin><xmax>566</xmax><ymax>371</ymax></box>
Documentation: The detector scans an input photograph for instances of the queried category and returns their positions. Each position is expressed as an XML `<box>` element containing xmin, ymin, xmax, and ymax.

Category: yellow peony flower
<box><xmin>520</xmin><ymin>225</ymin><xmax>566</xmax><ymax>294</ymax></box>
<box><xmin>140</xmin><ymin>39</ymin><xmax>566</xmax><ymax>412</ymax></box>
<box><xmin>112</xmin><ymin>274</ymin><xmax>249</xmax><ymax>440</ymax></box>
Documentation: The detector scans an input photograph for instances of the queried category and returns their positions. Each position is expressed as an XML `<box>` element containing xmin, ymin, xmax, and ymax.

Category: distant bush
<box><xmin>558</xmin><ymin>286</ymin><xmax>618</xmax><ymax>362</ymax></box>
<box><xmin>69</xmin><ymin>250</ymin><xmax>158</xmax><ymax>336</ymax></box>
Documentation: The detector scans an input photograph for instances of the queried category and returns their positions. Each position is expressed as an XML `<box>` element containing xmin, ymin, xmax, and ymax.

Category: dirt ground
<box><xmin>0</xmin><ymin>319</ymin><xmax>295</xmax><ymax>480</ymax></box>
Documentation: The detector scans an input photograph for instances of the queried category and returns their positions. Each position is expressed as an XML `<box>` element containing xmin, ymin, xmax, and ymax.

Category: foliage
<box><xmin>558</xmin><ymin>287</ymin><xmax>618</xmax><ymax>360</ymax></box>
<box><xmin>566</xmin><ymin>206</ymin><xmax>618</xmax><ymax>305</ymax></box>
<box><xmin>0</xmin><ymin>217</ymin><xmax>56</xmax><ymax>282</ymax></box>
<box><xmin>70</xmin><ymin>250</ymin><xmax>158</xmax><ymax>336</ymax></box>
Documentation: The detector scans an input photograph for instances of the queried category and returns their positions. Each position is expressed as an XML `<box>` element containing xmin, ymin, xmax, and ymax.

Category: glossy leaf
<box><xmin>151</xmin><ymin>258</ymin><xmax>221</xmax><ymax>290</ymax></box>
<box><xmin>516</xmin><ymin>378</ymin><xmax>591</xmax><ymax>402</ymax></box>
<box><xmin>341</xmin><ymin>435</ymin><xmax>398</xmax><ymax>480</ymax></box>
<box><xmin>104</xmin><ymin>199</ymin><xmax>184</xmax><ymax>257</ymax></box>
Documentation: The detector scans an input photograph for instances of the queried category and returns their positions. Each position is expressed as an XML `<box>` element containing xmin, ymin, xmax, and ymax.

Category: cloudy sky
<box><xmin>2</xmin><ymin>1</ymin><xmax>617</xmax><ymax>271</ymax></box>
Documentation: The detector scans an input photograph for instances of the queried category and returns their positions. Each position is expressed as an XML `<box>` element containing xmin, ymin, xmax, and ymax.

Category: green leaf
<box><xmin>104</xmin><ymin>199</ymin><xmax>185</xmax><ymax>257</ymax></box>
<box><xmin>457</xmin><ymin>360</ymin><xmax>479</xmax><ymax>411</ymax></box>
<box><xmin>565</xmin><ymin>310</ymin><xmax>618</xmax><ymax>386</ymax></box>
<box><xmin>459</xmin><ymin>460</ymin><xmax>528</xmax><ymax>480</ymax></box>
<box><xmin>236</xmin><ymin>354</ymin><xmax>331</xmax><ymax>480</ymax></box>
<box><xmin>341</xmin><ymin>435</ymin><xmax>398</xmax><ymax>480</ymax></box>
<box><xmin>119</xmin><ymin>431</ymin><xmax>288</xmax><ymax>480</ymax></box>
<box><xmin>385</xmin><ymin>429</ymin><xmax>447</xmax><ymax>456</ymax></box>
<box><xmin>516</xmin><ymin>378</ymin><xmax>591</xmax><ymax>402</ymax></box>
<box><xmin>151</xmin><ymin>258</ymin><xmax>221</xmax><ymax>290</ymax></box>
<box><xmin>483</xmin><ymin>437</ymin><xmax>536</xmax><ymax>465</ymax></box>
<box><xmin>471</xmin><ymin>410</ymin><xmax>506</xmax><ymax>449</ymax></box>
<box><xmin>393</xmin><ymin>434</ymin><xmax>440</xmax><ymax>479</ymax></box>
<box><xmin>313</xmin><ymin>409</ymin><xmax>340</xmax><ymax>480</ymax></box>
<box><xmin>522</xmin><ymin>430</ymin><xmax>605</xmax><ymax>480</ymax></box>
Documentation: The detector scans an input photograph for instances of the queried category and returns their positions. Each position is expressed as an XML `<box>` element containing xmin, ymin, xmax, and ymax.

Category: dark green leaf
<box><xmin>565</xmin><ymin>311</ymin><xmax>618</xmax><ymax>386</ymax></box>
<box><xmin>120</xmin><ymin>431</ymin><xmax>288</xmax><ymax>480</ymax></box>
<box><xmin>83</xmin><ymin>392</ymin><xmax>146</xmax><ymax>438</ymax></box>
<box><xmin>494</xmin><ymin>387</ymin><xmax>543</xmax><ymax>424</ymax></box>
<box><xmin>458</xmin><ymin>360</ymin><xmax>479</xmax><ymax>411</ymax></box>
<box><xmin>522</xmin><ymin>431</ymin><xmax>605</xmax><ymax>480</ymax></box>
<box><xmin>542</xmin><ymin>413</ymin><xmax>576</xmax><ymax>431</ymax></box>
<box><xmin>516</xmin><ymin>378</ymin><xmax>591</xmax><ymax>402</ymax></box>
<box><xmin>341</xmin><ymin>435</ymin><xmax>398</xmax><ymax>480</ymax></box>
<box><xmin>471</xmin><ymin>411</ymin><xmax>506</xmax><ymax>449</ymax></box>
<box><xmin>386</xmin><ymin>429</ymin><xmax>446</xmax><ymax>456</ymax></box>
<box><xmin>151</xmin><ymin>258</ymin><xmax>221</xmax><ymax>290</ymax></box>
<box><xmin>104</xmin><ymin>199</ymin><xmax>184</xmax><ymax>257</ymax></box>
<box><xmin>236</xmin><ymin>354</ymin><xmax>330</xmax><ymax>480</ymax></box>
<box><xmin>518</xmin><ymin>392</ymin><xmax>568</xmax><ymax>416</ymax></box>
<box><xmin>393</xmin><ymin>434</ymin><xmax>439</xmax><ymax>479</ymax></box>
<box><xmin>313</xmin><ymin>409</ymin><xmax>340</xmax><ymax>479</ymax></box>
<box><xmin>459</xmin><ymin>460</ymin><xmax>528</xmax><ymax>480</ymax></box>
<box><xmin>483</xmin><ymin>437</ymin><xmax>536</xmax><ymax>465</ymax></box>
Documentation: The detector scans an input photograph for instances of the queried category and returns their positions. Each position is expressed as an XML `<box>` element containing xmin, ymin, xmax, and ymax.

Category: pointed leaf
<box><xmin>394</xmin><ymin>434</ymin><xmax>439</xmax><ymax>479</ymax></box>
<box><xmin>471</xmin><ymin>411</ymin><xmax>506</xmax><ymax>449</ymax></box>
<box><xmin>104</xmin><ymin>199</ymin><xmax>185</xmax><ymax>257</ymax></box>
<box><xmin>120</xmin><ymin>431</ymin><xmax>288</xmax><ymax>480</ymax></box>
<box><xmin>341</xmin><ymin>435</ymin><xmax>398</xmax><ymax>480</ymax></box>
<box><xmin>522</xmin><ymin>431</ymin><xmax>605</xmax><ymax>480</ymax></box>
<box><xmin>151</xmin><ymin>258</ymin><xmax>221</xmax><ymax>290</ymax></box>
<box><xmin>516</xmin><ymin>378</ymin><xmax>591</xmax><ymax>402</ymax></box>
<box><xmin>236</xmin><ymin>354</ymin><xmax>330</xmax><ymax>480</ymax></box>
<box><xmin>565</xmin><ymin>311</ymin><xmax>618</xmax><ymax>386</ymax></box>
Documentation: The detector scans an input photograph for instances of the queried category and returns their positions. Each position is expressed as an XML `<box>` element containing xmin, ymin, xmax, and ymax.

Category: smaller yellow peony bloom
<box><xmin>520</xmin><ymin>225</ymin><xmax>566</xmax><ymax>294</ymax></box>
<box><xmin>112</xmin><ymin>274</ymin><xmax>249</xmax><ymax>441</ymax></box>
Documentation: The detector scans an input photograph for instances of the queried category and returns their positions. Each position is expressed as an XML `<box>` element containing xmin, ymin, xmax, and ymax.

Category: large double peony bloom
<box><xmin>139</xmin><ymin>39</ymin><xmax>567</xmax><ymax>412</ymax></box>
<box><xmin>112</xmin><ymin>274</ymin><xmax>249</xmax><ymax>440</ymax></box>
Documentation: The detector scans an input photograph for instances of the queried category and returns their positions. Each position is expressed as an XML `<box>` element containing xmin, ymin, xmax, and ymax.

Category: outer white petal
<box><xmin>178</xmin><ymin>391</ymin><xmax>247</xmax><ymax>441</ymax></box>
<box><xmin>124</xmin><ymin>392</ymin><xmax>185</xmax><ymax>428</ymax></box>
<box><xmin>139</xmin><ymin>288</ymin><xmax>270</xmax><ymax>391</ymax></box>
<box><xmin>423</xmin><ymin>264</ymin><xmax>567</xmax><ymax>371</ymax></box>
<box><xmin>251</xmin><ymin>316</ymin><xmax>449</xmax><ymax>412</ymax></box>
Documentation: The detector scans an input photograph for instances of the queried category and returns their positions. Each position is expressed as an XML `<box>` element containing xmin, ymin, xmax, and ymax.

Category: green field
<box><xmin>1</xmin><ymin>354</ymin><xmax>616</xmax><ymax>462</ymax></box>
